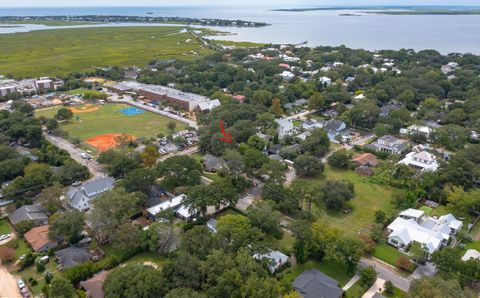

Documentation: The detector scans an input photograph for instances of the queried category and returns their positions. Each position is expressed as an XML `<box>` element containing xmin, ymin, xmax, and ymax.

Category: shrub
<box><xmin>360</xmin><ymin>266</ymin><xmax>377</xmax><ymax>287</ymax></box>
<box><xmin>384</xmin><ymin>280</ymin><xmax>394</xmax><ymax>294</ymax></box>
<box><xmin>396</xmin><ymin>256</ymin><xmax>415</xmax><ymax>272</ymax></box>
<box><xmin>0</xmin><ymin>247</ymin><xmax>16</xmax><ymax>263</ymax></box>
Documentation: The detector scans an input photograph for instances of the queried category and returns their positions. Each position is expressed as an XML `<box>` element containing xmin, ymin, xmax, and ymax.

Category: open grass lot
<box><xmin>36</xmin><ymin>103</ymin><xmax>187</xmax><ymax>141</ymax></box>
<box><xmin>282</xmin><ymin>259</ymin><xmax>354</xmax><ymax>287</ymax></box>
<box><xmin>16</xmin><ymin>260</ymin><xmax>59</xmax><ymax>296</ymax></box>
<box><xmin>372</xmin><ymin>243</ymin><xmax>409</xmax><ymax>267</ymax></box>
<box><xmin>0</xmin><ymin>26</ymin><xmax>213</xmax><ymax>77</ymax></box>
<box><xmin>265</xmin><ymin>233</ymin><xmax>294</xmax><ymax>255</ymax></box>
<box><xmin>122</xmin><ymin>252</ymin><xmax>167</xmax><ymax>267</ymax></box>
<box><xmin>345</xmin><ymin>280</ymin><xmax>366</xmax><ymax>298</ymax></box>
<box><xmin>299</xmin><ymin>165</ymin><xmax>402</xmax><ymax>236</ymax></box>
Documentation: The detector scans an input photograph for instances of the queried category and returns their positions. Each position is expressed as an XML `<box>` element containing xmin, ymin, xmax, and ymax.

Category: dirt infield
<box><xmin>85</xmin><ymin>133</ymin><xmax>135</xmax><ymax>151</ymax></box>
<box><xmin>69</xmin><ymin>105</ymin><xmax>100</xmax><ymax>113</ymax></box>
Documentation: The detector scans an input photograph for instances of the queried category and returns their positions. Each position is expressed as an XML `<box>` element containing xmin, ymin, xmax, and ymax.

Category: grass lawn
<box><xmin>65</xmin><ymin>88</ymin><xmax>93</xmax><ymax>95</ymax></box>
<box><xmin>265</xmin><ymin>233</ymin><xmax>294</xmax><ymax>255</ymax></box>
<box><xmin>292</xmin><ymin>120</ymin><xmax>302</xmax><ymax>127</ymax></box>
<box><xmin>203</xmin><ymin>172</ymin><xmax>224</xmax><ymax>183</ymax></box>
<box><xmin>384</xmin><ymin>286</ymin><xmax>405</xmax><ymax>298</ymax></box>
<box><xmin>122</xmin><ymin>252</ymin><xmax>167</xmax><ymax>267</ymax></box>
<box><xmin>419</xmin><ymin>205</ymin><xmax>433</xmax><ymax>215</ymax></box>
<box><xmin>372</xmin><ymin>243</ymin><xmax>409</xmax><ymax>268</ymax></box>
<box><xmin>0</xmin><ymin>219</ymin><xmax>12</xmax><ymax>235</ymax></box>
<box><xmin>298</xmin><ymin>165</ymin><xmax>401</xmax><ymax>236</ymax></box>
<box><xmin>465</xmin><ymin>240</ymin><xmax>480</xmax><ymax>251</ymax></box>
<box><xmin>0</xmin><ymin>26</ymin><xmax>213</xmax><ymax>78</ymax></box>
<box><xmin>345</xmin><ymin>280</ymin><xmax>366</xmax><ymax>298</ymax></box>
<box><xmin>10</xmin><ymin>239</ymin><xmax>33</xmax><ymax>260</ymax></box>
<box><xmin>282</xmin><ymin>259</ymin><xmax>354</xmax><ymax>287</ymax></box>
<box><xmin>36</xmin><ymin>103</ymin><xmax>187</xmax><ymax>141</ymax></box>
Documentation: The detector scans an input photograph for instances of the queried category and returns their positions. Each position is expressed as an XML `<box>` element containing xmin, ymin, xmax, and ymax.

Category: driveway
<box><xmin>362</xmin><ymin>278</ymin><xmax>385</xmax><ymax>298</ymax></box>
<box><xmin>236</xmin><ymin>180</ymin><xmax>263</xmax><ymax>211</ymax></box>
<box><xmin>44</xmin><ymin>133</ymin><xmax>106</xmax><ymax>178</ymax></box>
<box><xmin>352</xmin><ymin>133</ymin><xmax>375</xmax><ymax>146</ymax></box>
<box><xmin>284</xmin><ymin>166</ymin><xmax>296</xmax><ymax>187</ymax></box>
<box><xmin>360</xmin><ymin>257</ymin><xmax>410</xmax><ymax>292</ymax></box>
<box><xmin>0</xmin><ymin>265</ymin><xmax>21</xmax><ymax>298</ymax></box>
<box><xmin>410</xmin><ymin>262</ymin><xmax>436</xmax><ymax>279</ymax></box>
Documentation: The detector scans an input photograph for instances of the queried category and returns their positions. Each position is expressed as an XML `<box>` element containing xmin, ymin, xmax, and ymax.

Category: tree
<box><xmin>165</xmin><ymin>288</ymin><xmax>206</xmax><ymax>298</ymax></box>
<box><xmin>342</xmin><ymin>100</ymin><xmax>380</xmax><ymax>129</ymax></box>
<box><xmin>269</xmin><ymin>98</ymin><xmax>284</xmax><ymax>115</ymax></box>
<box><xmin>308</xmin><ymin>92</ymin><xmax>326</xmax><ymax>110</ymax></box>
<box><xmin>290</xmin><ymin>220</ymin><xmax>312</xmax><ymax>263</ymax></box>
<box><xmin>321</xmin><ymin>180</ymin><xmax>354</xmax><ymax>210</ymax></box>
<box><xmin>294</xmin><ymin>154</ymin><xmax>324</xmax><ymax>177</ymax></box>
<box><xmin>156</xmin><ymin>155</ymin><xmax>202</xmax><ymax>187</ymax></box>
<box><xmin>112</xmin><ymin>223</ymin><xmax>144</xmax><ymax>252</ymax></box>
<box><xmin>49</xmin><ymin>276</ymin><xmax>75</xmax><ymax>298</ymax></box>
<box><xmin>246</xmin><ymin>200</ymin><xmax>283</xmax><ymax>238</ymax></box>
<box><xmin>409</xmin><ymin>241</ymin><xmax>429</xmax><ymax>264</ymax></box>
<box><xmin>179</xmin><ymin>225</ymin><xmax>218</xmax><ymax>260</ymax></box>
<box><xmin>103</xmin><ymin>264</ymin><xmax>167</xmax><ymax>298</ymax></box>
<box><xmin>122</xmin><ymin>168</ymin><xmax>155</xmax><ymax>194</ymax></box>
<box><xmin>247</xmin><ymin>135</ymin><xmax>267</xmax><ymax>151</ymax></box>
<box><xmin>216</xmin><ymin>214</ymin><xmax>262</xmax><ymax>252</ymax></box>
<box><xmin>37</xmin><ymin>183</ymin><xmax>63</xmax><ymax>213</ymax></box>
<box><xmin>167</xmin><ymin>121</ymin><xmax>177</xmax><ymax>133</ymax></box>
<box><xmin>384</xmin><ymin>280</ymin><xmax>394</xmax><ymax>295</ymax></box>
<box><xmin>360</xmin><ymin>266</ymin><xmax>377</xmax><ymax>287</ymax></box>
<box><xmin>374</xmin><ymin>210</ymin><xmax>387</xmax><ymax>225</ymax></box>
<box><xmin>407</xmin><ymin>277</ymin><xmax>476</xmax><ymax>298</ymax></box>
<box><xmin>141</xmin><ymin>146</ymin><xmax>160</xmax><ymax>168</ymax></box>
<box><xmin>185</xmin><ymin>181</ymin><xmax>237</xmax><ymax>219</ymax></box>
<box><xmin>258</xmin><ymin>159</ymin><xmax>287</xmax><ymax>184</ymax></box>
<box><xmin>163</xmin><ymin>252</ymin><xmax>204</xmax><ymax>290</ymax></box>
<box><xmin>88</xmin><ymin>188</ymin><xmax>143</xmax><ymax>240</ymax></box>
<box><xmin>15</xmin><ymin>220</ymin><xmax>34</xmax><ymax>236</ymax></box>
<box><xmin>300</xmin><ymin>128</ymin><xmax>330</xmax><ymax>157</ymax></box>
<box><xmin>223</xmin><ymin>149</ymin><xmax>245</xmax><ymax>174</ymax></box>
<box><xmin>243</xmin><ymin>148</ymin><xmax>269</xmax><ymax>173</ymax></box>
<box><xmin>49</xmin><ymin>210</ymin><xmax>83</xmax><ymax>244</ymax></box>
<box><xmin>327</xmin><ymin>149</ymin><xmax>351</xmax><ymax>169</ymax></box>
<box><xmin>55</xmin><ymin>108</ymin><xmax>73</xmax><ymax>121</ymax></box>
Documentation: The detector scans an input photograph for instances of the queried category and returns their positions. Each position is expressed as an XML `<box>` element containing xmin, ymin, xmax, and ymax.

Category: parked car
<box><xmin>17</xmin><ymin>279</ymin><xmax>25</xmax><ymax>289</ymax></box>
<box><xmin>71</xmin><ymin>181</ymin><xmax>81</xmax><ymax>187</ymax></box>
<box><xmin>0</xmin><ymin>234</ymin><xmax>10</xmax><ymax>241</ymax></box>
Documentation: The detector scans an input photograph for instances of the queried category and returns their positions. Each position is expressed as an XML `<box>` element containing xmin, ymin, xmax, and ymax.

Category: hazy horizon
<box><xmin>2</xmin><ymin>1</ymin><xmax>480</xmax><ymax>8</ymax></box>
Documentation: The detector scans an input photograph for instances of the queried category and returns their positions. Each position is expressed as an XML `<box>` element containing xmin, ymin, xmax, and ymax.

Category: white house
<box><xmin>254</xmin><ymin>250</ymin><xmax>289</xmax><ymax>273</ymax></box>
<box><xmin>275</xmin><ymin>118</ymin><xmax>295</xmax><ymax>138</ymax></box>
<box><xmin>462</xmin><ymin>249</ymin><xmax>480</xmax><ymax>261</ymax></box>
<box><xmin>66</xmin><ymin>177</ymin><xmax>115</xmax><ymax>211</ymax></box>
<box><xmin>400</xmin><ymin>124</ymin><xmax>435</xmax><ymax>140</ymax></box>
<box><xmin>319</xmin><ymin>76</ymin><xmax>332</xmax><ymax>86</ymax></box>
<box><xmin>387</xmin><ymin>209</ymin><xmax>462</xmax><ymax>255</ymax></box>
<box><xmin>280</xmin><ymin>71</ymin><xmax>295</xmax><ymax>81</ymax></box>
<box><xmin>146</xmin><ymin>194</ymin><xmax>187</xmax><ymax>219</ymax></box>
<box><xmin>399</xmin><ymin>148</ymin><xmax>439</xmax><ymax>172</ymax></box>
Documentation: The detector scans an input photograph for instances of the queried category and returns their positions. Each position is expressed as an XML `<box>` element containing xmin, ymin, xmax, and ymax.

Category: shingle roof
<box><xmin>24</xmin><ymin>225</ymin><xmax>57</xmax><ymax>252</ymax></box>
<box><xmin>80</xmin><ymin>270</ymin><xmax>108</xmax><ymax>298</ymax></box>
<box><xmin>8</xmin><ymin>204</ymin><xmax>49</xmax><ymax>225</ymax></box>
<box><xmin>82</xmin><ymin>177</ymin><xmax>115</xmax><ymax>197</ymax></box>
<box><xmin>293</xmin><ymin>269</ymin><xmax>342</xmax><ymax>298</ymax></box>
<box><xmin>55</xmin><ymin>244</ymin><xmax>94</xmax><ymax>269</ymax></box>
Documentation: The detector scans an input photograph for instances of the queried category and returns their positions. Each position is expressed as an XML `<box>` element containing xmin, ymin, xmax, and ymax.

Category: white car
<box><xmin>0</xmin><ymin>234</ymin><xmax>10</xmax><ymax>241</ymax></box>
<box><xmin>17</xmin><ymin>279</ymin><xmax>25</xmax><ymax>289</ymax></box>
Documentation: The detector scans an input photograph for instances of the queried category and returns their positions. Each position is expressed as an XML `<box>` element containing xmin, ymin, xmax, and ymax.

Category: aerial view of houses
<box><xmin>0</xmin><ymin>3</ymin><xmax>479</xmax><ymax>298</ymax></box>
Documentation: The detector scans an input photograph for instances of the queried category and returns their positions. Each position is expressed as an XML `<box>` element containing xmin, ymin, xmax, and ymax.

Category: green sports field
<box><xmin>36</xmin><ymin>103</ymin><xmax>187</xmax><ymax>140</ymax></box>
<box><xmin>0</xmin><ymin>26</ymin><xmax>213</xmax><ymax>78</ymax></box>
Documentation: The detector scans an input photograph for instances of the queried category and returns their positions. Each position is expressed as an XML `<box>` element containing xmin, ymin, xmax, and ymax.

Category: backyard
<box><xmin>298</xmin><ymin>165</ymin><xmax>402</xmax><ymax>237</ymax></box>
<box><xmin>282</xmin><ymin>259</ymin><xmax>354</xmax><ymax>287</ymax></box>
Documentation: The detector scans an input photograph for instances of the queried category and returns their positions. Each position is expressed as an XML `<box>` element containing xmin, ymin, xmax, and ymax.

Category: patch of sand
<box><xmin>0</xmin><ymin>265</ymin><xmax>21</xmax><ymax>298</ymax></box>
<box><xmin>85</xmin><ymin>133</ymin><xmax>135</xmax><ymax>151</ymax></box>
<box><xmin>69</xmin><ymin>106</ymin><xmax>100</xmax><ymax>113</ymax></box>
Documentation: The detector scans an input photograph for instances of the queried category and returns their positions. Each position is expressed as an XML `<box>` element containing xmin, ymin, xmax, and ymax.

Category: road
<box><xmin>108</xmin><ymin>94</ymin><xmax>198</xmax><ymax>128</ymax></box>
<box><xmin>44</xmin><ymin>133</ymin><xmax>106</xmax><ymax>178</ymax></box>
<box><xmin>351</xmin><ymin>133</ymin><xmax>375</xmax><ymax>146</ymax></box>
<box><xmin>284</xmin><ymin>166</ymin><xmax>296</xmax><ymax>187</ymax></box>
<box><xmin>359</xmin><ymin>257</ymin><xmax>410</xmax><ymax>292</ymax></box>
<box><xmin>0</xmin><ymin>265</ymin><xmax>21</xmax><ymax>298</ymax></box>
<box><xmin>236</xmin><ymin>179</ymin><xmax>263</xmax><ymax>211</ymax></box>
<box><xmin>285</xmin><ymin>110</ymin><xmax>317</xmax><ymax>121</ymax></box>
<box><xmin>158</xmin><ymin>146</ymin><xmax>199</xmax><ymax>162</ymax></box>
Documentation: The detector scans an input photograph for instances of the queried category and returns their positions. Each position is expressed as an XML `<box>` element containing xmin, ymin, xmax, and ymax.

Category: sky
<box><xmin>1</xmin><ymin>0</ymin><xmax>480</xmax><ymax>8</ymax></box>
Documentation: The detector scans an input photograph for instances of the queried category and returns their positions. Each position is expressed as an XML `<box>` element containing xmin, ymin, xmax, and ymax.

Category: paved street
<box><xmin>158</xmin><ymin>146</ymin><xmax>199</xmax><ymax>162</ymax></box>
<box><xmin>359</xmin><ymin>257</ymin><xmax>411</xmax><ymax>292</ymax></box>
<box><xmin>44</xmin><ymin>133</ymin><xmax>106</xmax><ymax>178</ymax></box>
<box><xmin>236</xmin><ymin>179</ymin><xmax>263</xmax><ymax>211</ymax></box>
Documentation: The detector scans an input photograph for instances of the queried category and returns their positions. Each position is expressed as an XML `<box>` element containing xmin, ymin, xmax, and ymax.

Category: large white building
<box><xmin>399</xmin><ymin>147</ymin><xmax>439</xmax><ymax>172</ymax></box>
<box><xmin>387</xmin><ymin>208</ymin><xmax>463</xmax><ymax>255</ymax></box>
<box><xmin>275</xmin><ymin>118</ymin><xmax>295</xmax><ymax>138</ymax></box>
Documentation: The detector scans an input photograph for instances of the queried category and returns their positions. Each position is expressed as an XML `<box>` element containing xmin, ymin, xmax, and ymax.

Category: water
<box><xmin>1</xmin><ymin>6</ymin><xmax>480</xmax><ymax>54</ymax></box>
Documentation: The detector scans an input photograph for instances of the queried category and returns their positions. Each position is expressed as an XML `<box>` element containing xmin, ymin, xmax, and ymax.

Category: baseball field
<box><xmin>36</xmin><ymin>103</ymin><xmax>187</xmax><ymax>151</ymax></box>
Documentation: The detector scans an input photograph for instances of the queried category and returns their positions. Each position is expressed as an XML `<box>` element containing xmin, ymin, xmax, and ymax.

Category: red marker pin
<box><xmin>219</xmin><ymin>119</ymin><xmax>233</xmax><ymax>143</ymax></box>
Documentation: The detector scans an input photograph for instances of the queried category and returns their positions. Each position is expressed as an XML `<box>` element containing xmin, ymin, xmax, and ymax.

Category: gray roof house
<box><xmin>254</xmin><ymin>250</ymin><xmax>289</xmax><ymax>273</ymax></box>
<box><xmin>55</xmin><ymin>244</ymin><xmax>94</xmax><ymax>270</ymax></box>
<box><xmin>323</xmin><ymin>119</ymin><xmax>349</xmax><ymax>143</ymax></box>
<box><xmin>8</xmin><ymin>204</ymin><xmax>49</xmax><ymax>227</ymax></box>
<box><xmin>67</xmin><ymin>177</ymin><xmax>115</xmax><ymax>211</ymax></box>
<box><xmin>367</xmin><ymin>135</ymin><xmax>410</xmax><ymax>155</ymax></box>
<box><xmin>293</xmin><ymin>269</ymin><xmax>343</xmax><ymax>298</ymax></box>
<box><xmin>202</xmin><ymin>154</ymin><xmax>224</xmax><ymax>172</ymax></box>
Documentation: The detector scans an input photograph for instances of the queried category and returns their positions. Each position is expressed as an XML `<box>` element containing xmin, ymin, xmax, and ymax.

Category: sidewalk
<box><xmin>342</xmin><ymin>273</ymin><xmax>360</xmax><ymax>291</ymax></box>
<box><xmin>362</xmin><ymin>278</ymin><xmax>385</xmax><ymax>298</ymax></box>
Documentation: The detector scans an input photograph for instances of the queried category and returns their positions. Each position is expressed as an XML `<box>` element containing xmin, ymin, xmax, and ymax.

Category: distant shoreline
<box><xmin>271</xmin><ymin>6</ymin><xmax>480</xmax><ymax>15</ymax></box>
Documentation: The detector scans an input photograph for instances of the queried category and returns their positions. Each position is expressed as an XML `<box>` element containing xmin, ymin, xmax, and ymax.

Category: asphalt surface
<box><xmin>359</xmin><ymin>257</ymin><xmax>411</xmax><ymax>292</ymax></box>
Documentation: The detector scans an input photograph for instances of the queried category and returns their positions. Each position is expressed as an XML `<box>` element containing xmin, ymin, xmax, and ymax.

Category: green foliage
<box><xmin>54</xmin><ymin>108</ymin><xmax>73</xmax><ymax>121</ymax></box>
<box><xmin>321</xmin><ymin>180</ymin><xmax>355</xmax><ymax>210</ymax></box>
<box><xmin>49</xmin><ymin>276</ymin><xmax>75</xmax><ymax>298</ymax></box>
<box><xmin>360</xmin><ymin>266</ymin><xmax>377</xmax><ymax>287</ymax></box>
<box><xmin>294</xmin><ymin>154</ymin><xmax>324</xmax><ymax>177</ymax></box>
<box><xmin>156</xmin><ymin>155</ymin><xmax>202</xmax><ymax>187</ymax></box>
<box><xmin>300</xmin><ymin>128</ymin><xmax>330</xmax><ymax>157</ymax></box>
<box><xmin>327</xmin><ymin>149</ymin><xmax>352</xmax><ymax>169</ymax></box>
<box><xmin>49</xmin><ymin>210</ymin><xmax>84</xmax><ymax>244</ymax></box>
